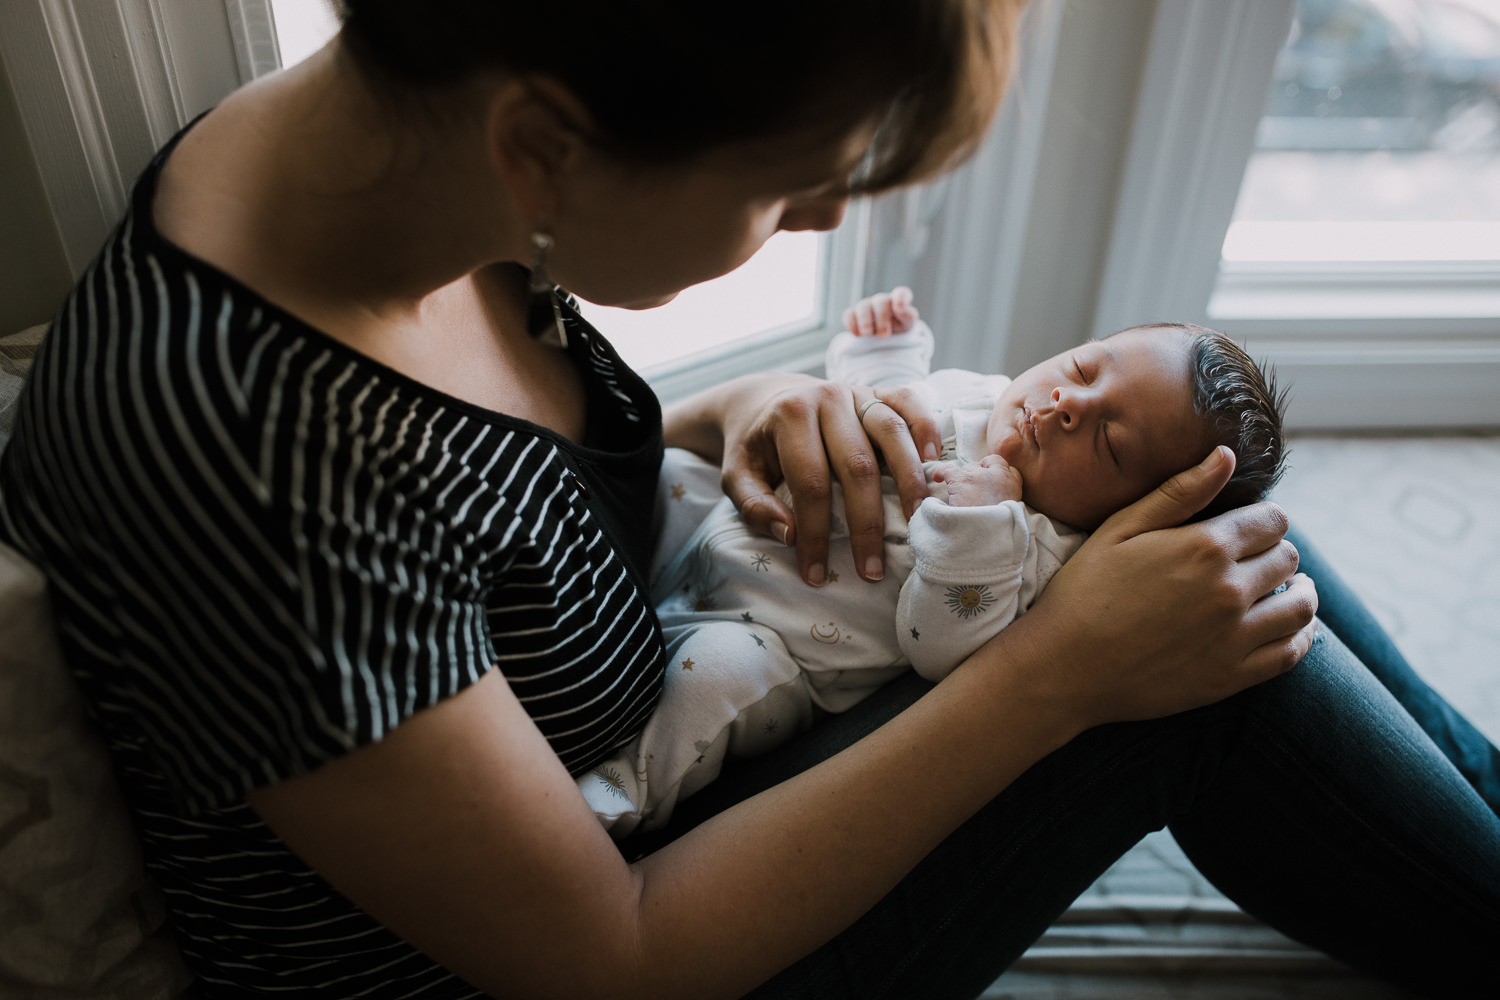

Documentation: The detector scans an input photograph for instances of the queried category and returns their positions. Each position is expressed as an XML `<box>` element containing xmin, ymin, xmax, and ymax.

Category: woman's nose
<box><xmin>1051</xmin><ymin>386</ymin><xmax>1099</xmax><ymax>429</ymax></box>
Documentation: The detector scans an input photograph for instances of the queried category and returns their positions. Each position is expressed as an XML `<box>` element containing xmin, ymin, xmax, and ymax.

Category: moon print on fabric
<box><xmin>810</xmin><ymin>621</ymin><xmax>842</xmax><ymax>644</ymax></box>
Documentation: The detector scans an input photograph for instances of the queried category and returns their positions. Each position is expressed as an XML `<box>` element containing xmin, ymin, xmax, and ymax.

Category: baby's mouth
<box><xmin>1021</xmin><ymin>405</ymin><xmax>1038</xmax><ymax>447</ymax></box>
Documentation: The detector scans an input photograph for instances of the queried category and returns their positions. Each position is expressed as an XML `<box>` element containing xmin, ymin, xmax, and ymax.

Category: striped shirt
<box><xmin>0</xmin><ymin>131</ymin><xmax>667</xmax><ymax>996</ymax></box>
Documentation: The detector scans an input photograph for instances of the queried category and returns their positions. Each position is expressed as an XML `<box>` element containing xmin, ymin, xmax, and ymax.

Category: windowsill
<box><xmin>1209</xmin><ymin>259</ymin><xmax>1500</xmax><ymax>321</ymax></box>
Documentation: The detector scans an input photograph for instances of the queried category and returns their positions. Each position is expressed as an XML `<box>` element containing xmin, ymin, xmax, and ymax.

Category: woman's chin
<box><xmin>616</xmin><ymin>290</ymin><xmax>682</xmax><ymax>310</ymax></box>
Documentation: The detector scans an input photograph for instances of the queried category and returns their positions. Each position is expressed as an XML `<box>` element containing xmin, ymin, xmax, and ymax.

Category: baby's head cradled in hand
<box><xmin>840</xmin><ymin>287</ymin><xmax>1287</xmax><ymax>531</ymax></box>
<box><xmin>984</xmin><ymin>323</ymin><xmax>1287</xmax><ymax>530</ymax></box>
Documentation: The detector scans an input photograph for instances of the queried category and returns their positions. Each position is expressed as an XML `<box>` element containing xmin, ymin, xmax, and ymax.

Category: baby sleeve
<box><xmin>897</xmin><ymin>497</ymin><xmax>1033</xmax><ymax>681</ymax></box>
<box><xmin>824</xmin><ymin>321</ymin><xmax>935</xmax><ymax>387</ymax></box>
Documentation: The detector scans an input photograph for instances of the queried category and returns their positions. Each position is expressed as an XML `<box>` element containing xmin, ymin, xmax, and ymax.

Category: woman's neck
<box><xmin>156</xmin><ymin>41</ymin><xmax>523</xmax><ymax>327</ymax></box>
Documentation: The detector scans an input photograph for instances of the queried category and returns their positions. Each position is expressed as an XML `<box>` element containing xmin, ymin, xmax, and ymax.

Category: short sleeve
<box><xmin>1</xmin><ymin>247</ymin><xmax>504</xmax><ymax>811</ymax></box>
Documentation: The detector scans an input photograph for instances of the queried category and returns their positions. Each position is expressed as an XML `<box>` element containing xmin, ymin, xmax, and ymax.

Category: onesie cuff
<box><xmin>824</xmin><ymin>322</ymin><xmax>935</xmax><ymax>385</ymax></box>
<box><xmin>906</xmin><ymin>497</ymin><xmax>1029</xmax><ymax>584</ymax></box>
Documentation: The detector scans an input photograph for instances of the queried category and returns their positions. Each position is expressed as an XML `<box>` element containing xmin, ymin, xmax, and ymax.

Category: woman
<box><xmin>0</xmin><ymin>1</ymin><xmax>1494</xmax><ymax>997</ymax></box>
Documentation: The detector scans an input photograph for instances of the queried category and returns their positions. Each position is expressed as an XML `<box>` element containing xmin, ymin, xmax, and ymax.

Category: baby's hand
<box><xmin>931</xmin><ymin>454</ymin><xmax>1023</xmax><ymax>508</ymax></box>
<box><xmin>842</xmin><ymin>286</ymin><xmax>919</xmax><ymax>338</ymax></box>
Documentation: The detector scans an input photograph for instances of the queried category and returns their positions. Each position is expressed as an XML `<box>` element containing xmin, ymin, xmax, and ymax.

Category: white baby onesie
<box><xmin>578</xmin><ymin>324</ymin><xmax>1084</xmax><ymax>835</ymax></box>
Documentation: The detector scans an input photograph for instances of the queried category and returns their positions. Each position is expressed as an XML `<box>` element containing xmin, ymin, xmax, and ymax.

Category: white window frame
<box><xmin>1090</xmin><ymin>0</ymin><xmax>1500</xmax><ymax>429</ymax></box>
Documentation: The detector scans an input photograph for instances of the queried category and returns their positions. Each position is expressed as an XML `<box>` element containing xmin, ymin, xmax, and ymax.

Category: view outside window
<box><xmin>1224</xmin><ymin>0</ymin><xmax>1500</xmax><ymax>262</ymax></box>
<box><xmin>268</xmin><ymin>0</ymin><xmax>340</xmax><ymax>67</ymax></box>
<box><xmin>267</xmin><ymin>3</ymin><xmax>828</xmax><ymax>375</ymax></box>
<box><xmin>583</xmin><ymin>232</ymin><xmax>824</xmax><ymax>373</ymax></box>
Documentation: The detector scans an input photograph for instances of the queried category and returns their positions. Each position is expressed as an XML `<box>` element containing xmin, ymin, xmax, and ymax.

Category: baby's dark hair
<box><xmin>1121</xmin><ymin>323</ymin><xmax>1289</xmax><ymax>520</ymax></box>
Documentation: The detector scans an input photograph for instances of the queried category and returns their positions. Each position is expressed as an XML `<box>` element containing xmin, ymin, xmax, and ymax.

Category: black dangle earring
<box><xmin>527</xmin><ymin>231</ymin><xmax>569</xmax><ymax>349</ymax></box>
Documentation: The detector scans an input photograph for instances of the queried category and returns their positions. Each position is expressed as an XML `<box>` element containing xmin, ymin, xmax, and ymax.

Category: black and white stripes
<box><xmin>0</xmin><ymin>137</ymin><xmax>666</xmax><ymax>996</ymax></box>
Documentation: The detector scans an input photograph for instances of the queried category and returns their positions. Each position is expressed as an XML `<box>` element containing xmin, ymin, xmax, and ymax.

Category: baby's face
<box><xmin>985</xmin><ymin>326</ymin><xmax>1214</xmax><ymax>530</ymax></box>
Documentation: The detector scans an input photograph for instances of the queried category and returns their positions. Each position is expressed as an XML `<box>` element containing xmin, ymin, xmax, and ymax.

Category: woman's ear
<box><xmin>483</xmin><ymin>76</ymin><xmax>595</xmax><ymax>228</ymax></box>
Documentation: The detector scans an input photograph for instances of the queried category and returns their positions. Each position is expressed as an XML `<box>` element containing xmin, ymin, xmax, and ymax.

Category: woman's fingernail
<box><xmin>1199</xmin><ymin>446</ymin><xmax>1226</xmax><ymax>471</ymax></box>
<box><xmin>924</xmin><ymin>442</ymin><xmax>938</xmax><ymax>461</ymax></box>
<box><xmin>864</xmin><ymin>557</ymin><xmax>884</xmax><ymax>581</ymax></box>
<box><xmin>807</xmin><ymin>563</ymin><xmax>825</xmax><ymax>587</ymax></box>
<box><xmin>772</xmin><ymin>522</ymin><xmax>790</xmax><ymax>545</ymax></box>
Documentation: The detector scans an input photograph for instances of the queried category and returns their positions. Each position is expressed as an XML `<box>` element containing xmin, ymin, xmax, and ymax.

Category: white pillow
<box><xmin>0</xmin><ymin>542</ymin><xmax>194</xmax><ymax>998</ymax></box>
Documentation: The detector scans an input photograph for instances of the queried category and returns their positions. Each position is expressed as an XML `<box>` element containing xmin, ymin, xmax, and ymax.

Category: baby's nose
<box><xmin>1052</xmin><ymin>386</ymin><xmax>1099</xmax><ymax>428</ymax></box>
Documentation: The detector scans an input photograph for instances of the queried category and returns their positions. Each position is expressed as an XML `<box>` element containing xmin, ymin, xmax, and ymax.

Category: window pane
<box><xmin>584</xmin><ymin>231</ymin><xmax>825</xmax><ymax>373</ymax></box>
<box><xmin>269</xmin><ymin>0</ymin><xmax>341</xmax><ymax>68</ymax></box>
<box><xmin>1225</xmin><ymin>0</ymin><xmax>1500</xmax><ymax>262</ymax></box>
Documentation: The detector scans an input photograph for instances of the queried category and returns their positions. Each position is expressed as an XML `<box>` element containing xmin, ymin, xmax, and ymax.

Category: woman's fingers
<box><xmin>1240</xmin><ymin>572</ymin><xmax>1319</xmax><ymax>645</ymax></box>
<box><xmin>874</xmin><ymin>385</ymin><xmax>941</xmax><ymax>463</ymax></box>
<box><xmin>1237</xmin><ymin>575</ymin><xmax>1321</xmax><ymax>680</ymax></box>
<box><xmin>859</xmin><ymin>386</ymin><xmax>939</xmax><ymax>519</ymax></box>
<box><xmin>1233</xmin><ymin>530</ymin><xmax>1300</xmax><ymax>597</ymax></box>
<box><xmin>721</xmin><ymin>465</ymin><xmax>797</xmax><ymax>547</ymax></box>
<box><xmin>1098</xmin><ymin>447</ymin><xmax>1236</xmax><ymax>541</ymax></box>
<box><xmin>715</xmin><ymin>374</ymin><xmax>937</xmax><ymax>586</ymax></box>
<box><xmin>1209</xmin><ymin>500</ymin><xmax>1293</xmax><ymax>563</ymax></box>
<box><xmin>816</xmin><ymin>390</ymin><xmax>890</xmax><ymax>583</ymax></box>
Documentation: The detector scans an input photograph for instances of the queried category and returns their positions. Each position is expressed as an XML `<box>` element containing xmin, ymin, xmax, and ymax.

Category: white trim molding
<box><xmin>223</xmin><ymin>0</ymin><xmax>282</xmax><ymax>82</ymax></box>
<box><xmin>0</xmin><ymin>0</ymin><xmax>246</xmax><ymax>277</ymax></box>
<box><xmin>1212</xmin><ymin>261</ymin><xmax>1500</xmax><ymax>429</ymax></box>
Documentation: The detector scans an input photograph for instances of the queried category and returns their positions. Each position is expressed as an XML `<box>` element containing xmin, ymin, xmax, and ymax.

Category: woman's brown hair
<box><xmin>338</xmin><ymin>0</ymin><xmax>1027</xmax><ymax>193</ymax></box>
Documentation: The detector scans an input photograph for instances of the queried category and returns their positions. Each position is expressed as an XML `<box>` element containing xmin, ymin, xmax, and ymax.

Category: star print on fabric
<box><xmin>741</xmin><ymin>612</ymin><xmax>755</xmax><ymax>622</ymax></box>
<box><xmin>751</xmin><ymin>553</ymin><xmax>771</xmax><ymax>571</ymax></box>
<box><xmin>681</xmin><ymin>658</ymin><xmax>695</xmax><ymax>671</ymax></box>
<box><xmin>764</xmin><ymin>719</ymin><xmax>779</xmax><ymax>735</ymax></box>
<box><xmin>910</xmin><ymin>627</ymin><xmax>920</xmax><ymax>640</ymax></box>
<box><xmin>670</xmin><ymin>483</ymin><xmax>686</xmax><ymax>500</ymax></box>
<box><xmin>945</xmin><ymin>584</ymin><xmax>996</xmax><ymax>620</ymax></box>
<box><xmin>751</xmin><ymin>634</ymin><xmax>766</xmax><ymax>648</ymax></box>
<box><xmin>826</xmin><ymin>570</ymin><xmax>839</xmax><ymax>582</ymax></box>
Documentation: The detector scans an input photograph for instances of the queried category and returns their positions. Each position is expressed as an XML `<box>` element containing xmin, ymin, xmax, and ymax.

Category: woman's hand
<box><xmin>997</xmin><ymin>445</ymin><xmax>1319</xmax><ymax>730</ymax></box>
<box><xmin>664</xmin><ymin>372</ymin><xmax>941</xmax><ymax>586</ymax></box>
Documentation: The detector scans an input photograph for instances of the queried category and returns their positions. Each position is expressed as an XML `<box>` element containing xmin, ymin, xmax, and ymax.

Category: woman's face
<box><xmin>545</xmin><ymin>124</ymin><xmax>873</xmax><ymax>309</ymax></box>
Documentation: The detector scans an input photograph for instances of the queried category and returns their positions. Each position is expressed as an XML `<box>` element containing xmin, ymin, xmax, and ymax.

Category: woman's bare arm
<box><xmin>249</xmin><ymin>446</ymin><xmax>1317</xmax><ymax>1000</ymax></box>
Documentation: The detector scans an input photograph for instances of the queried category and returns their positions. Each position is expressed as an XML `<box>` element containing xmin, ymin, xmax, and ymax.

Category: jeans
<box><xmin>628</xmin><ymin>529</ymin><xmax>1500</xmax><ymax>999</ymax></box>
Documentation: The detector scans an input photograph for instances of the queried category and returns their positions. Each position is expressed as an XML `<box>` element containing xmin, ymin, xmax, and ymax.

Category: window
<box><xmin>1090</xmin><ymin>0</ymin><xmax>1500</xmax><ymax>429</ymax></box>
<box><xmin>1223</xmin><ymin>0</ymin><xmax>1500</xmax><ymax>267</ymax></box>
<box><xmin>585</xmin><ymin>232</ymin><xmax>826</xmax><ymax>373</ymax></box>
<box><xmin>268</xmin><ymin>0</ymin><xmax>340</xmax><ymax>67</ymax></box>
<box><xmin>1210</xmin><ymin>0</ymin><xmax>1500</xmax><ymax>330</ymax></box>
